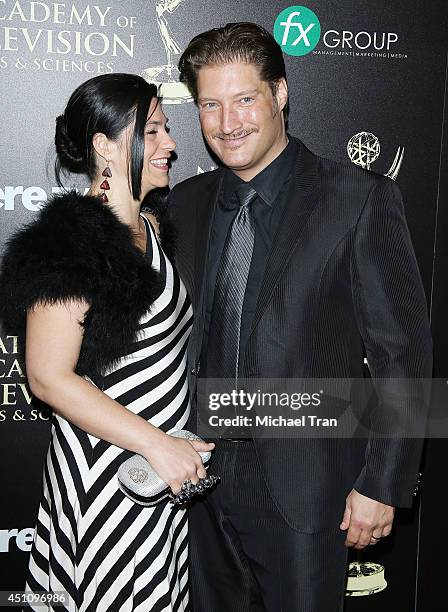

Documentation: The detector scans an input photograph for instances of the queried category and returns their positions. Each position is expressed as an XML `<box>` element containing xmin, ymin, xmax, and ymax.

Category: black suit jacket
<box><xmin>169</xmin><ymin>139</ymin><xmax>433</xmax><ymax>532</ymax></box>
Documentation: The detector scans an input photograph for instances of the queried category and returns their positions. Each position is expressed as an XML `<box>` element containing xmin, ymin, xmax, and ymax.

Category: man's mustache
<box><xmin>212</xmin><ymin>128</ymin><xmax>258</xmax><ymax>140</ymax></box>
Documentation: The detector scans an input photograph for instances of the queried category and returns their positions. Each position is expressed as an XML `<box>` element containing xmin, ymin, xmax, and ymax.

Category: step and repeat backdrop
<box><xmin>0</xmin><ymin>1</ymin><xmax>447</xmax><ymax>610</ymax></box>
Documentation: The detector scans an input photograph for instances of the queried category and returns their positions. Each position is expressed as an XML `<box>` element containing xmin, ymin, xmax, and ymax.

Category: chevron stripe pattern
<box><xmin>25</xmin><ymin>216</ymin><xmax>193</xmax><ymax>611</ymax></box>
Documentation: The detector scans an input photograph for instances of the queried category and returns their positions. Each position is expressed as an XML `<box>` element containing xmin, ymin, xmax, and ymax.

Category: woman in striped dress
<box><xmin>0</xmin><ymin>74</ymin><xmax>214</xmax><ymax>611</ymax></box>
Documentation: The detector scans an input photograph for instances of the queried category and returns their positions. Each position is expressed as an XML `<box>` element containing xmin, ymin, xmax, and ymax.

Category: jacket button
<box><xmin>413</xmin><ymin>474</ymin><xmax>423</xmax><ymax>496</ymax></box>
<box><xmin>190</xmin><ymin>362</ymin><xmax>200</xmax><ymax>376</ymax></box>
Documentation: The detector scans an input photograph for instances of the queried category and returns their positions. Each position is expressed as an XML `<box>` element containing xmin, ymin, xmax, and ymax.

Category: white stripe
<box><xmin>54</xmin><ymin>415</ymin><xmax>91</xmax><ymax>480</ymax></box>
<box><xmin>77</xmin><ymin>474</ymin><xmax>122</xmax><ymax>540</ymax></box>
<box><xmin>45</xmin><ymin>454</ymin><xmax>77</xmax><ymax>569</ymax></box>
<box><xmin>106</xmin><ymin>324</ymin><xmax>191</xmax><ymax>402</ymax></box>
<box><xmin>148</xmin><ymin>222</ymin><xmax>161</xmax><ymax>270</ymax></box>
<box><xmin>148</xmin><ymin>378</ymin><xmax>190</xmax><ymax>429</ymax></box>
<box><xmin>123</xmin><ymin>282</ymin><xmax>189</xmax><ymax>363</ymax></box>
<box><xmin>32</xmin><ymin>528</ymin><xmax>50</xmax><ymax>564</ymax></box>
<box><xmin>85</xmin><ymin>506</ymin><xmax>165</xmax><ymax>609</ymax></box>
<box><xmin>125</xmin><ymin>354</ymin><xmax>189</xmax><ymax>415</ymax></box>
<box><xmin>138</xmin><ymin>250</ymin><xmax>172</xmax><ymax>324</ymax></box>
<box><xmin>132</xmin><ymin>282</ymin><xmax>188</xmax><ymax>356</ymax></box>
<box><xmin>133</xmin><ymin>512</ymin><xmax>188</xmax><ymax>610</ymax></box>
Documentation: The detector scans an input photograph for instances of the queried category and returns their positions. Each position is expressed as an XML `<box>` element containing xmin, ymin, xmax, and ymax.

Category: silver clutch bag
<box><xmin>117</xmin><ymin>430</ymin><xmax>219</xmax><ymax>506</ymax></box>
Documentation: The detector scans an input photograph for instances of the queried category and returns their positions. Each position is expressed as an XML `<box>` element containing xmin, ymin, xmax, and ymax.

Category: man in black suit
<box><xmin>169</xmin><ymin>22</ymin><xmax>432</xmax><ymax>612</ymax></box>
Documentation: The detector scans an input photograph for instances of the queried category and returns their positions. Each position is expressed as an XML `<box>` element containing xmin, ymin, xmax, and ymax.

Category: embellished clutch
<box><xmin>117</xmin><ymin>430</ymin><xmax>219</xmax><ymax>506</ymax></box>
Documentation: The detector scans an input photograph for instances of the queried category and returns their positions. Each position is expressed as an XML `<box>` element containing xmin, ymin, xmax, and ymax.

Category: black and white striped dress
<box><xmin>25</xmin><ymin>215</ymin><xmax>193</xmax><ymax>611</ymax></box>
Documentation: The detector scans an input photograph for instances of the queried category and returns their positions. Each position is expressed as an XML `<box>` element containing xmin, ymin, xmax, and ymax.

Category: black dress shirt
<box><xmin>202</xmin><ymin>137</ymin><xmax>299</xmax><ymax>376</ymax></box>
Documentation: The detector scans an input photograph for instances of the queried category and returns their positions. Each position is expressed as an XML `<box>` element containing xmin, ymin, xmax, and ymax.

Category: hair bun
<box><xmin>55</xmin><ymin>114</ymin><xmax>86</xmax><ymax>174</ymax></box>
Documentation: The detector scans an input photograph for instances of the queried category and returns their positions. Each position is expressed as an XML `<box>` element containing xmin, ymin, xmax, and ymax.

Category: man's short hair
<box><xmin>178</xmin><ymin>22</ymin><xmax>289</xmax><ymax>123</ymax></box>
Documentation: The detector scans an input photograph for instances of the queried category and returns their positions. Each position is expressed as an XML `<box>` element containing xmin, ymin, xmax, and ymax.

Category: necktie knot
<box><xmin>235</xmin><ymin>184</ymin><xmax>257</xmax><ymax>209</ymax></box>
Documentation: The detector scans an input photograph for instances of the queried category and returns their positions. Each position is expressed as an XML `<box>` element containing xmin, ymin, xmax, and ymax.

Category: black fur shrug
<box><xmin>0</xmin><ymin>191</ymin><xmax>175</xmax><ymax>377</ymax></box>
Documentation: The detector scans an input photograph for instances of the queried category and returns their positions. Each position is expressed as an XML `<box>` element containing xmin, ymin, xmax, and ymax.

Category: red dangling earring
<box><xmin>99</xmin><ymin>163</ymin><xmax>112</xmax><ymax>202</ymax></box>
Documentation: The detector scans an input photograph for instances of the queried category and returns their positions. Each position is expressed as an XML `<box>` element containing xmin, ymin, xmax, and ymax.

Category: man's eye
<box><xmin>203</xmin><ymin>102</ymin><xmax>217</xmax><ymax>109</ymax></box>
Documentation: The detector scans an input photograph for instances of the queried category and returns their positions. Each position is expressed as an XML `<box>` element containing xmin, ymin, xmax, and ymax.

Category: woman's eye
<box><xmin>146</xmin><ymin>130</ymin><xmax>157</xmax><ymax>135</ymax></box>
<box><xmin>241</xmin><ymin>97</ymin><xmax>254</xmax><ymax>104</ymax></box>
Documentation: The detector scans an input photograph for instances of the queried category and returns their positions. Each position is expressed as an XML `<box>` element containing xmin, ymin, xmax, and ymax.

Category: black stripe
<box><xmin>61</xmin><ymin>419</ymin><xmax>95</xmax><ymax>466</ymax></box>
<box><xmin>118</xmin><ymin>483</ymin><xmax>170</xmax><ymax>505</ymax></box>
<box><xmin>78</xmin><ymin>500</ymin><xmax>144</xmax><ymax>605</ymax></box>
<box><xmin>107</xmin><ymin>507</ymin><xmax>180</xmax><ymax>609</ymax></box>
<box><xmin>43</xmin><ymin>459</ymin><xmax>76</xmax><ymax>566</ymax></box>
<box><xmin>41</xmin><ymin>465</ymin><xmax>77</xmax><ymax>603</ymax></box>
<box><xmin>40</xmin><ymin>493</ymin><xmax>51</xmax><ymax>516</ymax></box>
<box><xmin>134</xmin><ymin>510</ymin><xmax>187</xmax><ymax>608</ymax></box>
<box><xmin>83</xmin><ymin>503</ymin><xmax>170</xmax><ymax>611</ymax></box>
<box><xmin>34</xmin><ymin>517</ymin><xmax>50</xmax><ymax>547</ymax></box>
<box><xmin>103</xmin><ymin>298</ymin><xmax>192</xmax><ymax>388</ymax></box>
<box><xmin>172</xmin><ymin>535</ymin><xmax>189</xmax><ymax>611</ymax></box>
<box><xmin>178</xmin><ymin>579</ymin><xmax>190</xmax><ymax>612</ymax></box>
<box><xmin>139</xmin><ymin>294</ymin><xmax>191</xmax><ymax>338</ymax></box>
<box><xmin>149</xmin><ymin>392</ymin><xmax>191</xmax><ymax>435</ymax></box>
<box><xmin>48</xmin><ymin>441</ymin><xmax>78</xmax><ymax>540</ymax></box>
<box><xmin>76</xmin><ymin>488</ymin><xmax>135</xmax><ymax>561</ymax></box>
<box><xmin>52</xmin><ymin>420</ymin><xmax>88</xmax><ymax>512</ymax></box>
<box><xmin>84</xmin><ymin>451</ymin><xmax>129</xmax><ymax>506</ymax></box>
<box><xmin>102</xmin><ymin>316</ymin><xmax>192</xmax><ymax>391</ymax></box>
<box><xmin>29</xmin><ymin>495</ymin><xmax>77</xmax><ymax>605</ymax></box>
<box><xmin>137</xmin><ymin>277</ymin><xmax>187</xmax><ymax>336</ymax></box>
<box><xmin>26</xmin><ymin>557</ymin><xmax>47</xmax><ymax>591</ymax></box>
<box><xmin>114</xmin><ymin>339</ymin><xmax>188</xmax><ymax>407</ymax></box>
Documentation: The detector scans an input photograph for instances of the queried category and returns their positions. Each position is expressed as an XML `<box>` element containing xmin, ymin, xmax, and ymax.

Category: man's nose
<box><xmin>220</xmin><ymin>106</ymin><xmax>242</xmax><ymax>134</ymax></box>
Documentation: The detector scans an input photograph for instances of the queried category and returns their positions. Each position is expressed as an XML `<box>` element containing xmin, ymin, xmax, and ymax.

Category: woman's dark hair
<box><xmin>55</xmin><ymin>73</ymin><xmax>158</xmax><ymax>200</ymax></box>
<box><xmin>178</xmin><ymin>22</ymin><xmax>289</xmax><ymax>123</ymax></box>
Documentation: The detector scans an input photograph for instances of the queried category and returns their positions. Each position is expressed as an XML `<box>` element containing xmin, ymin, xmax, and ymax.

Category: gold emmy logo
<box><xmin>141</xmin><ymin>0</ymin><xmax>193</xmax><ymax>104</ymax></box>
<box><xmin>347</xmin><ymin>131</ymin><xmax>404</xmax><ymax>180</ymax></box>
<box><xmin>346</xmin><ymin>561</ymin><xmax>388</xmax><ymax>597</ymax></box>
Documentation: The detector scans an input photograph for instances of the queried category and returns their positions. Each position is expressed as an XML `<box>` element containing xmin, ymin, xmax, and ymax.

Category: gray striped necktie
<box><xmin>207</xmin><ymin>183</ymin><xmax>258</xmax><ymax>381</ymax></box>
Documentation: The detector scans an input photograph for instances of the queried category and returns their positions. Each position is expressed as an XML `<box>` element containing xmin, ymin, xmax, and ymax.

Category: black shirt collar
<box><xmin>223</xmin><ymin>136</ymin><xmax>298</xmax><ymax>208</ymax></box>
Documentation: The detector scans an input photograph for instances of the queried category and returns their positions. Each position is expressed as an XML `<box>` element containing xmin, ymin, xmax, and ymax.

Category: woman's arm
<box><xmin>26</xmin><ymin>300</ymin><xmax>213</xmax><ymax>494</ymax></box>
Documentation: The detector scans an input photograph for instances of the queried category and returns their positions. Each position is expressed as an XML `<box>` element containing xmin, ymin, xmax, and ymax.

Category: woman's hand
<box><xmin>144</xmin><ymin>435</ymin><xmax>215</xmax><ymax>495</ymax></box>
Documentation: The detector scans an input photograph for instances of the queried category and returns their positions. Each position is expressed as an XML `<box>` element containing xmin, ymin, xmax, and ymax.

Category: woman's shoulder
<box><xmin>0</xmin><ymin>191</ymin><xmax>133</xmax><ymax>332</ymax></box>
<box><xmin>35</xmin><ymin>190</ymin><xmax>122</xmax><ymax>238</ymax></box>
<box><xmin>7</xmin><ymin>190</ymin><xmax>132</xmax><ymax>261</ymax></box>
<box><xmin>34</xmin><ymin>189</ymin><xmax>106</xmax><ymax>224</ymax></box>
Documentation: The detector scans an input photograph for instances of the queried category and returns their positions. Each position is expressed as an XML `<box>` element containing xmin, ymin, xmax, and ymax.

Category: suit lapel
<box><xmin>249</xmin><ymin>142</ymin><xmax>320</xmax><ymax>334</ymax></box>
<box><xmin>193</xmin><ymin>169</ymin><xmax>224</xmax><ymax>309</ymax></box>
<box><xmin>191</xmin><ymin>169</ymin><xmax>224</xmax><ymax>361</ymax></box>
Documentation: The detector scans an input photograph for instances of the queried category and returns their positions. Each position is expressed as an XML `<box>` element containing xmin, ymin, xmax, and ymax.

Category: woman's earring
<box><xmin>99</xmin><ymin>163</ymin><xmax>112</xmax><ymax>202</ymax></box>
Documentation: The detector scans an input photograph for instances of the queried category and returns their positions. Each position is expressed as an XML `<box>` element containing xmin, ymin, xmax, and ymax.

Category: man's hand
<box><xmin>340</xmin><ymin>489</ymin><xmax>395</xmax><ymax>549</ymax></box>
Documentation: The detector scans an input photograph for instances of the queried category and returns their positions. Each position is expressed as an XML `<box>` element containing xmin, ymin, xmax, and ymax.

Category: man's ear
<box><xmin>275</xmin><ymin>78</ymin><xmax>288</xmax><ymax>114</ymax></box>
